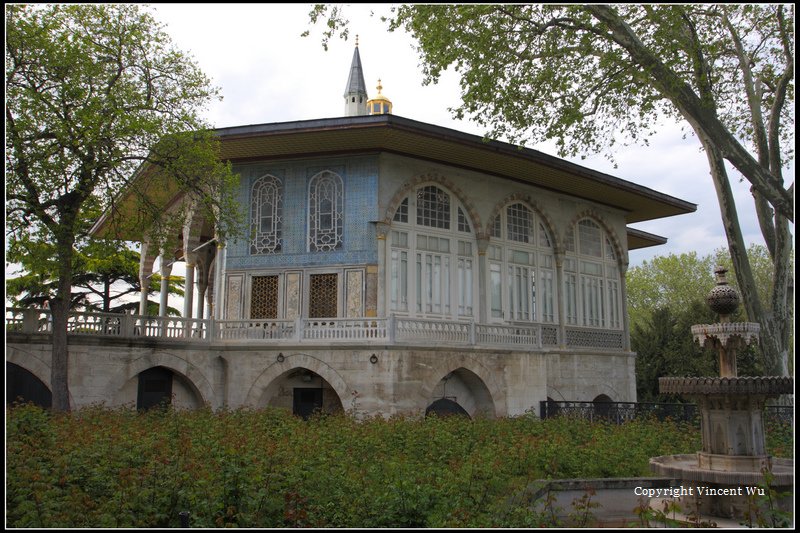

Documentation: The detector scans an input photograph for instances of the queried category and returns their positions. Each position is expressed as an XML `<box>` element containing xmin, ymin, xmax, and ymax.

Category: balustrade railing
<box><xmin>6</xmin><ymin>307</ymin><xmax>630</xmax><ymax>351</ymax></box>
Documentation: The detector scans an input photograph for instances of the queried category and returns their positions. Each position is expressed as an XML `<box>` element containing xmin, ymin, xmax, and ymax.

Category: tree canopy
<box><xmin>6</xmin><ymin>4</ymin><xmax>240</xmax><ymax>410</ymax></box>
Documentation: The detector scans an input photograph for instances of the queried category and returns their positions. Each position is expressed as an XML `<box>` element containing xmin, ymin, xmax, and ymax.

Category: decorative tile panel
<box><xmin>285</xmin><ymin>271</ymin><xmax>301</xmax><ymax>319</ymax></box>
<box><xmin>225</xmin><ymin>275</ymin><xmax>244</xmax><ymax>320</ymax></box>
<box><xmin>346</xmin><ymin>269</ymin><xmax>364</xmax><ymax>318</ymax></box>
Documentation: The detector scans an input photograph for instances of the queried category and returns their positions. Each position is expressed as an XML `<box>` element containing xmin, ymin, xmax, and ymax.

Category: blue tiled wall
<box><xmin>226</xmin><ymin>155</ymin><xmax>379</xmax><ymax>269</ymax></box>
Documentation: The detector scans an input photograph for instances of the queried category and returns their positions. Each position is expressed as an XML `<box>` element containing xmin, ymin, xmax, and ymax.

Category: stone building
<box><xmin>7</xmin><ymin>44</ymin><xmax>696</xmax><ymax>417</ymax></box>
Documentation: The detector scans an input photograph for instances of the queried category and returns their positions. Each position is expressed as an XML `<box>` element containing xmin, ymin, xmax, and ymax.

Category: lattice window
<box><xmin>605</xmin><ymin>237</ymin><xmax>617</xmax><ymax>261</ymax></box>
<box><xmin>309</xmin><ymin>171</ymin><xmax>344</xmax><ymax>252</ymax></box>
<box><xmin>457</xmin><ymin>207</ymin><xmax>471</xmax><ymax>233</ymax></box>
<box><xmin>507</xmin><ymin>203</ymin><xmax>533</xmax><ymax>243</ymax></box>
<box><xmin>416</xmin><ymin>185</ymin><xmax>450</xmax><ymax>229</ymax></box>
<box><xmin>578</xmin><ymin>219</ymin><xmax>602</xmax><ymax>257</ymax></box>
<box><xmin>490</xmin><ymin>214</ymin><xmax>501</xmax><ymax>238</ymax></box>
<box><xmin>250</xmin><ymin>175</ymin><xmax>282</xmax><ymax>254</ymax></box>
<box><xmin>539</xmin><ymin>222</ymin><xmax>552</xmax><ymax>248</ymax></box>
<box><xmin>393</xmin><ymin>197</ymin><xmax>409</xmax><ymax>223</ymax></box>
<box><xmin>309</xmin><ymin>274</ymin><xmax>338</xmax><ymax>318</ymax></box>
<box><xmin>251</xmin><ymin>276</ymin><xmax>279</xmax><ymax>319</ymax></box>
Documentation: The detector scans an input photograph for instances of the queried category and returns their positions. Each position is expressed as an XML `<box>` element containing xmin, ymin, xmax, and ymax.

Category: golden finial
<box><xmin>376</xmin><ymin>79</ymin><xmax>383</xmax><ymax>94</ymax></box>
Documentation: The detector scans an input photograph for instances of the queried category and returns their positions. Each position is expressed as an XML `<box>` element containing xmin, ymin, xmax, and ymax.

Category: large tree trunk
<box><xmin>50</xmin><ymin>237</ymin><xmax>75</xmax><ymax>412</ymax></box>
<box><xmin>701</xmin><ymin>136</ymin><xmax>789</xmax><ymax>376</ymax></box>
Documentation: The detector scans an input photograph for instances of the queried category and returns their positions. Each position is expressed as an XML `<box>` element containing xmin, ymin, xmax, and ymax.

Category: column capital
<box><xmin>375</xmin><ymin>221</ymin><xmax>390</xmax><ymax>240</ymax></box>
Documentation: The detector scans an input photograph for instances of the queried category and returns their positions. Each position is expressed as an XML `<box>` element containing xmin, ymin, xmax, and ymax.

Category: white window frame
<box><xmin>486</xmin><ymin>203</ymin><xmax>556</xmax><ymax>324</ymax></box>
<box><xmin>388</xmin><ymin>184</ymin><xmax>477</xmax><ymax>320</ymax></box>
<box><xmin>565</xmin><ymin>219</ymin><xmax>623</xmax><ymax>330</ymax></box>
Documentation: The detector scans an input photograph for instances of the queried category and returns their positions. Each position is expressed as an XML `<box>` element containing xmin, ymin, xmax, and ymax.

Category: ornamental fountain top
<box><xmin>650</xmin><ymin>266</ymin><xmax>793</xmax><ymax>521</ymax></box>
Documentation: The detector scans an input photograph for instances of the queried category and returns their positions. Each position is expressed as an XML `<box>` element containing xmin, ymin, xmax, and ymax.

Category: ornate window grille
<box><xmin>251</xmin><ymin>275</ymin><xmax>279</xmax><ymax>319</ymax></box>
<box><xmin>309</xmin><ymin>171</ymin><xmax>344</xmax><ymax>252</ymax></box>
<box><xmin>250</xmin><ymin>175</ymin><xmax>282</xmax><ymax>254</ymax></box>
<box><xmin>416</xmin><ymin>185</ymin><xmax>450</xmax><ymax>229</ymax></box>
<box><xmin>309</xmin><ymin>273</ymin><xmax>338</xmax><ymax>318</ymax></box>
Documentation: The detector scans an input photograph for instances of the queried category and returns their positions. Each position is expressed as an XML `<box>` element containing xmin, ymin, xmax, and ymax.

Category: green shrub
<box><xmin>5</xmin><ymin>404</ymin><xmax>791</xmax><ymax>528</ymax></box>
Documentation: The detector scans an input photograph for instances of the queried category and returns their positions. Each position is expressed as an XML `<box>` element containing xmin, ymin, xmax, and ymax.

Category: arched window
<box><xmin>564</xmin><ymin>219</ymin><xmax>622</xmax><ymax>329</ymax></box>
<box><xmin>250</xmin><ymin>175</ymin><xmax>282</xmax><ymax>254</ymax></box>
<box><xmin>389</xmin><ymin>184</ymin><xmax>476</xmax><ymax>318</ymax></box>
<box><xmin>487</xmin><ymin>203</ymin><xmax>556</xmax><ymax>323</ymax></box>
<box><xmin>309</xmin><ymin>171</ymin><xmax>344</xmax><ymax>252</ymax></box>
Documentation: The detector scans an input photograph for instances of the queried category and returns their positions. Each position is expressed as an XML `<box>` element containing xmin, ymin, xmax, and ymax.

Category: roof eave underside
<box><xmin>214</xmin><ymin>115</ymin><xmax>696</xmax><ymax>224</ymax></box>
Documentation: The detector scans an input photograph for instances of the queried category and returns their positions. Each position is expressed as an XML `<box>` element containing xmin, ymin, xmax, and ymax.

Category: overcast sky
<box><xmin>148</xmin><ymin>3</ymin><xmax>790</xmax><ymax>270</ymax></box>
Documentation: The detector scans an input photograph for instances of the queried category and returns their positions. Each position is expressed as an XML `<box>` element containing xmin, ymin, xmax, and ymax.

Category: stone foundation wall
<box><xmin>7</xmin><ymin>336</ymin><xmax>635</xmax><ymax>416</ymax></box>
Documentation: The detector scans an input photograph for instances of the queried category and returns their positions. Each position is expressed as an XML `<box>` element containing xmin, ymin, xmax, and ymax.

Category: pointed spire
<box><xmin>344</xmin><ymin>38</ymin><xmax>368</xmax><ymax>116</ymax></box>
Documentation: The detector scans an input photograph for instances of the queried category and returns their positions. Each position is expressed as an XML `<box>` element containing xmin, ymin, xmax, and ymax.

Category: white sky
<box><xmin>149</xmin><ymin>3</ymin><xmax>788</xmax><ymax>271</ymax></box>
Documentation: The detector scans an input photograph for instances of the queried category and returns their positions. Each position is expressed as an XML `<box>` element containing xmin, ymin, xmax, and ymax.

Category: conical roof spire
<box><xmin>343</xmin><ymin>36</ymin><xmax>368</xmax><ymax>116</ymax></box>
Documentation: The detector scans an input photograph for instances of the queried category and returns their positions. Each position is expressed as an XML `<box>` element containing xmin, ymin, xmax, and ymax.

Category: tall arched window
<box><xmin>487</xmin><ymin>203</ymin><xmax>556</xmax><ymax>323</ymax></box>
<box><xmin>309</xmin><ymin>171</ymin><xmax>344</xmax><ymax>252</ymax></box>
<box><xmin>564</xmin><ymin>219</ymin><xmax>622</xmax><ymax>329</ymax></box>
<box><xmin>389</xmin><ymin>184</ymin><xmax>476</xmax><ymax>318</ymax></box>
<box><xmin>250</xmin><ymin>175</ymin><xmax>282</xmax><ymax>254</ymax></box>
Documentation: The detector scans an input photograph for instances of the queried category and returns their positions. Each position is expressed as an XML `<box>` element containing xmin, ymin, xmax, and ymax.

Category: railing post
<box><xmin>295</xmin><ymin>317</ymin><xmax>303</xmax><ymax>342</ymax></box>
<box><xmin>469</xmin><ymin>320</ymin><xmax>476</xmax><ymax>345</ymax></box>
<box><xmin>388</xmin><ymin>315</ymin><xmax>396</xmax><ymax>344</ymax></box>
<box><xmin>208</xmin><ymin>318</ymin><xmax>216</xmax><ymax>341</ymax></box>
<box><xmin>121</xmin><ymin>311</ymin><xmax>135</xmax><ymax>337</ymax></box>
<box><xmin>22</xmin><ymin>308</ymin><xmax>40</xmax><ymax>334</ymax></box>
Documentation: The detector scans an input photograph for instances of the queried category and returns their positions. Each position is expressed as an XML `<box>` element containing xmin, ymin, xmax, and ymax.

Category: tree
<box><xmin>7</xmin><ymin>236</ymin><xmax>184</xmax><ymax>316</ymax></box>
<box><xmin>6</xmin><ymin>4</ymin><xmax>241</xmax><ymax>411</ymax></box>
<box><xmin>309</xmin><ymin>4</ymin><xmax>794</xmax><ymax>375</ymax></box>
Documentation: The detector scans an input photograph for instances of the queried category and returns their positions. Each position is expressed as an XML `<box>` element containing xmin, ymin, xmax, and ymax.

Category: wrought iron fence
<box><xmin>539</xmin><ymin>400</ymin><xmax>793</xmax><ymax>426</ymax></box>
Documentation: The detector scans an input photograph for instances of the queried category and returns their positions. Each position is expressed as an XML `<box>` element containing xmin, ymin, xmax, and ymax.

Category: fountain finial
<box><xmin>706</xmin><ymin>266</ymin><xmax>739</xmax><ymax>321</ymax></box>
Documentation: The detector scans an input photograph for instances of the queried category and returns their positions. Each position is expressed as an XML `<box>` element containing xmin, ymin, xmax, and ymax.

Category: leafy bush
<box><xmin>5</xmin><ymin>404</ymin><xmax>792</xmax><ymax>528</ymax></box>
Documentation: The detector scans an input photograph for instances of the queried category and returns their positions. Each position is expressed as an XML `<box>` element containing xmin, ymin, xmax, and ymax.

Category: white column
<box><xmin>138</xmin><ymin>240</ymin><xmax>154</xmax><ymax>316</ymax></box>
<box><xmin>212</xmin><ymin>242</ymin><xmax>227</xmax><ymax>320</ymax></box>
<box><xmin>183</xmin><ymin>262</ymin><xmax>195</xmax><ymax>320</ymax></box>
<box><xmin>159</xmin><ymin>255</ymin><xmax>173</xmax><ymax>317</ymax></box>
<box><xmin>555</xmin><ymin>251</ymin><xmax>566</xmax><ymax>348</ymax></box>
<box><xmin>477</xmin><ymin>235</ymin><xmax>490</xmax><ymax>324</ymax></box>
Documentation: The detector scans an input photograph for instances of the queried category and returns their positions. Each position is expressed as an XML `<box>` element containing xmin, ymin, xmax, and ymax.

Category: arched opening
<box><xmin>260</xmin><ymin>367</ymin><xmax>344</xmax><ymax>419</ymax></box>
<box><xmin>137</xmin><ymin>366</ymin><xmax>173</xmax><ymax>410</ymax></box>
<box><xmin>592</xmin><ymin>394</ymin><xmax>613</xmax><ymax>418</ymax></box>
<box><xmin>425</xmin><ymin>398</ymin><xmax>470</xmax><ymax>418</ymax></box>
<box><xmin>6</xmin><ymin>362</ymin><xmax>52</xmax><ymax>408</ymax></box>
<box><xmin>134</xmin><ymin>366</ymin><xmax>204</xmax><ymax>411</ymax></box>
<box><xmin>427</xmin><ymin>368</ymin><xmax>495</xmax><ymax>418</ymax></box>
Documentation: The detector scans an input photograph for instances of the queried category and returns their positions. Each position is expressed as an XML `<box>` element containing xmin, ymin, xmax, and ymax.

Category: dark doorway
<box><xmin>425</xmin><ymin>398</ymin><xmax>470</xmax><ymax>418</ymax></box>
<box><xmin>137</xmin><ymin>366</ymin><xmax>173</xmax><ymax>411</ymax></box>
<box><xmin>6</xmin><ymin>362</ymin><xmax>52</xmax><ymax>408</ymax></box>
<box><xmin>293</xmin><ymin>388</ymin><xmax>323</xmax><ymax>420</ymax></box>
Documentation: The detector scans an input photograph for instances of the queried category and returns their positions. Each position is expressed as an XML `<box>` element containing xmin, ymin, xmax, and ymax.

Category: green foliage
<box><xmin>8</xmin><ymin>405</ymin><xmax>792</xmax><ymax>527</ymax></box>
<box><xmin>6</xmin><ymin>4</ymin><xmax>242</xmax><ymax>410</ymax></box>
<box><xmin>7</xmin><ymin>237</ymin><xmax>184</xmax><ymax>315</ymax></box>
<box><xmin>6</xmin><ymin>405</ymin><xmax>735</xmax><ymax>528</ymax></box>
